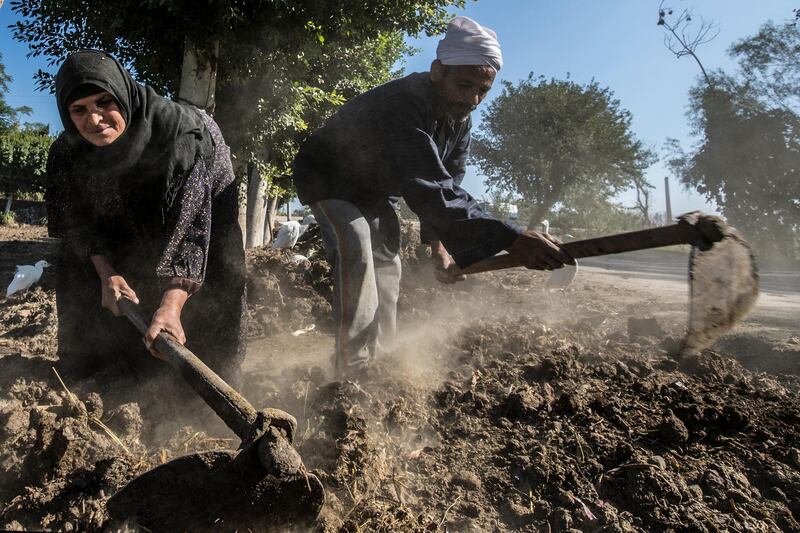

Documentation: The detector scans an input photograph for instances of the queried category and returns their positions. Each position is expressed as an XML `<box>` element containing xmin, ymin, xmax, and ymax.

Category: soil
<box><xmin>1</xmin><ymin>223</ymin><xmax>799</xmax><ymax>532</ymax></box>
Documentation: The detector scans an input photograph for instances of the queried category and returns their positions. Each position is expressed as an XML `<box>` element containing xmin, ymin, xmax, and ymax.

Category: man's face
<box><xmin>431</xmin><ymin>61</ymin><xmax>496</xmax><ymax>121</ymax></box>
<box><xmin>67</xmin><ymin>91</ymin><xmax>127</xmax><ymax>147</ymax></box>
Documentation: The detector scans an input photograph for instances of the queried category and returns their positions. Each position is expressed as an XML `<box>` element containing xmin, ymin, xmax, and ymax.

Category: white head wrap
<box><xmin>436</xmin><ymin>16</ymin><xmax>503</xmax><ymax>71</ymax></box>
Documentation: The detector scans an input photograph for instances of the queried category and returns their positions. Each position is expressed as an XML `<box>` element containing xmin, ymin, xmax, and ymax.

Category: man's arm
<box><xmin>419</xmin><ymin>118</ymin><xmax>471</xmax><ymax>246</ymax></box>
<box><xmin>382</xmin><ymin>97</ymin><xmax>567</xmax><ymax>270</ymax></box>
<box><xmin>401</xmin><ymin>173</ymin><xmax>520</xmax><ymax>267</ymax></box>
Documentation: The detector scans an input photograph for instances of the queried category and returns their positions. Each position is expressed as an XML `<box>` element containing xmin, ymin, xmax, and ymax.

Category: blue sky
<box><xmin>1</xmin><ymin>1</ymin><xmax>796</xmax><ymax>218</ymax></box>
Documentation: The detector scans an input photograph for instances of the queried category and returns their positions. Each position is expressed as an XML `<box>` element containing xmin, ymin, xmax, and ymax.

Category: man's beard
<box><xmin>447</xmin><ymin>104</ymin><xmax>474</xmax><ymax>121</ymax></box>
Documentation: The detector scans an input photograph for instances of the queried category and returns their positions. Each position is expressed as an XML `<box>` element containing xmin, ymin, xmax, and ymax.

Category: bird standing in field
<box><xmin>6</xmin><ymin>260</ymin><xmax>51</xmax><ymax>297</ymax></box>
<box><xmin>270</xmin><ymin>214</ymin><xmax>317</xmax><ymax>250</ymax></box>
<box><xmin>540</xmin><ymin>220</ymin><xmax>578</xmax><ymax>297</ymax></box>
<box><xmin>271</xmin><ymin>221</ymin><xmax>301</xmax><ymax>250</ymax></box>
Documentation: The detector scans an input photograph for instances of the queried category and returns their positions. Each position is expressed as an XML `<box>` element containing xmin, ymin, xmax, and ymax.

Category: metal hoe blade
<box><xmin>682</xmin><ymin>219</ymin><xmax>759</xmax><ymax>355</ymax></box>
<box><xmin>107</xmin><ymin>442</ymin><xmax>325</xmax><ymax>532</ymax></box>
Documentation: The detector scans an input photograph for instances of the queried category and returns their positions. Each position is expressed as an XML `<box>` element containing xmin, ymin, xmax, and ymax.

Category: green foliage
<box><xmin>0</xmin><ymin>53</ymin><xmax>54</xmax><ymax>197</ymax></box>
<box><xmin>728</xmin><ymin>21</ymin><xmax>800</xmax><ymax>112</ymax></box>
<box><xmin>1</xmin><ymin>211</ymin><xmax>16</xmax><ymax>226</ymax></box>
<box><xmin>10</xmin><ymin>0</ymin><xmax>459</xmax><ymax>200</ymax></box>
<box><xmin>471</xmin><ymin>74</ymin><xmax>655</xmax><ymax>227</ymax></box>
<box><xmin>479</xmin><ymin>188</ymin><xmax>647</xmax><ymax>236</ymax></box>
<box><xmin>10</xmin><ymin>0</ymin><xmax>462</xmax><ymax>94</ymax></box>
<box><xmin>0</xmin><ymin>123</ymin><xmax>54</xmax><ymax>197</ymax></box>
<box><xmin>215</xmin><ymin>30</ymin><xmax>411</xmax><ymax>199</ymax></box>
<box><xmin>668</xmin><ymin>21</ymin><xmax>800</xmax><ymax>262</ymax></box>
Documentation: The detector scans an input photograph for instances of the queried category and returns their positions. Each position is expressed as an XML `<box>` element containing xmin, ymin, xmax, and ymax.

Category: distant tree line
<box><xmin>0</xmin><ymin>52</ymin><xmax>53</xmax><ymax>222</ymax></box>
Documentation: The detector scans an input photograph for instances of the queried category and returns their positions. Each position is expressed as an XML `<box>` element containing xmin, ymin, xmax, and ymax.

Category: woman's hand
<box><xmin>144</xmin><ymin>286</ymin><xmax>189</xmax><ymax>359</ymax></box>
<box><xmin>91</xmin><ymin>255</ymin><xmax>138</xmax><ymax>315</ymax></box>
<box><xmin>102</xmin><ymin>275</ymin><xmax>139</xmax><ymax>315</ymax></box>
<box><xmin>431</xmin><ymin>240</ymin><xmax>466</xmax><ymax>284</ymax></box>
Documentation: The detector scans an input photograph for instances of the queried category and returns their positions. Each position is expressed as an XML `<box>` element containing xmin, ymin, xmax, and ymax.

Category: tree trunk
<box><xmin>178</xmin><ymin>38</ymin><xmax>219</xmax><ymax>112</ymax></box>
<box><xmin>245</xmin><ymin>164</ymin><xmax>268</xmax><ymax>248</ymax></box>
<box><xmin>3</xmin><ymin>194</ymin><xmax>12</xmax><ymax>216</ymax></box>
<box><xmin>528</xmin><ymin>204</ymin><xmax>551</xmax><ymax>231</ymax></box>
<box><xmin>237</xmin><ymin>180</ymin><xmax>248</xmax><ymax>245</ymax></box>
<box><xmin>263</xmin><ymin>195</ymin><xmax>279</xmax><ymax>246</ymax></box>
<box><xmin>526</xmin><ymin>178</ymin><xmax>560</xmax><ymax>229</ymax></box>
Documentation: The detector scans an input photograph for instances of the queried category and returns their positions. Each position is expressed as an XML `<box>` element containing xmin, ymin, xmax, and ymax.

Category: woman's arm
<box><xmin>149</xmin><ymin>146</ymin><xmax>218</xmax><ymax>350</ymax></box>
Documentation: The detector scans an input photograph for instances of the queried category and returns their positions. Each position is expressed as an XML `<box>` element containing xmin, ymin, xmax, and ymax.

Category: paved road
<box><xmin>580</xmin><ymin>249</ymin><xmax>800</xmax><ymax>296</ymax></box>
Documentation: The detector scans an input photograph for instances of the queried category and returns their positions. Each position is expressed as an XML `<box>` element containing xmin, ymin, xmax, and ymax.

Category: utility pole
<box><xmin>664</xmin><ymin>176</ymin><xmax>673</xmax><ymax>222</ymax></box>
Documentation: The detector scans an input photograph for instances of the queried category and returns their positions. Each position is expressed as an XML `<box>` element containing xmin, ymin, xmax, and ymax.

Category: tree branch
<box><xmin>657</xmin><ymin>1</ymin><xmax>719</xmax><ymax>87</ymax></box>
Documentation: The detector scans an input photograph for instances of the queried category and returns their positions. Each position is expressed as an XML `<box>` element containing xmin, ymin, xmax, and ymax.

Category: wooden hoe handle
<box><xmin>118</xmin><ymin>297</ymin><xmax>259</xmax><ymax>442</ymax></box>
<box><xmin>459</xmin><ymin>214</ymin><xmax>724</xmax><ymax>276</ymax></box>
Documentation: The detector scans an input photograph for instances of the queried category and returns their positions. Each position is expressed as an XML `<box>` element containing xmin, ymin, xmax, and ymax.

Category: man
<box><xmin>292</xmin><ymin>16</ymin><xmax>567</xmax><ymax>377</ymax></box>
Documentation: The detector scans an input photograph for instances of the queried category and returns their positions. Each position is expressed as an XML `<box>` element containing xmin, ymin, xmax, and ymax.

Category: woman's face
<box><xmin>67</xmin><ymin>91</ymin><xmax>126</xmax><ymax>146</ymax></box>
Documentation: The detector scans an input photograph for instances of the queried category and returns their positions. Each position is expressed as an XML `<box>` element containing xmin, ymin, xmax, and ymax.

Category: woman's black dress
<box><xmin>46</xmin><ymin>111</ymin><xmax>246</xmax><ymax>386</ymax></box>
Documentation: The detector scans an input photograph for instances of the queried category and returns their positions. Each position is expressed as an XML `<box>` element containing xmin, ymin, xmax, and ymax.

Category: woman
<box><xmin>46</xmin><ymin>50</ymin><xmax>246</xmax><ymax>388</ymax></box>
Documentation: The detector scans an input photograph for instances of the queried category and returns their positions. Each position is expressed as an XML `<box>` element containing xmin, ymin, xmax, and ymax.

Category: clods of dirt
<box><xmin>0</xmin><ymin>370</ymin><xmax>245</xmax><ymax>532</ymax></box>
<box><xmin>262</xmin><ymin>318</ymin><xmax>800</xmax><ymax>532</ymax></box>
<box><xmin>246</xmin><ymin>245</ymin><xmax>334</xmax><ymax>338</ymax></box>
<box><xmin>0</xmin><ymin>377</ymin><xmax>144</xmax><ymax>531</ymax></box>
<box><xmin>0</xmin><ymin>287</ymin><xmax>58</xmax><ymax>357</ymax></box>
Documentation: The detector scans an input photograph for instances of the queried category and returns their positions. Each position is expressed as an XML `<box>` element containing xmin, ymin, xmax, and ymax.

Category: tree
<box><xmin>10</xmin><ymin>0</ymin><xmax>462</xmax><ymax>244</ymax></box>
<box><xmin>0</xmin><ymin>123</ymin><xmax>53</xmax><ymax>209</ymax></box>
<box><xmin>0</xmin><ymin>53</ymin><xmax>53</xmax><ymax>214</ymax></box>
<box><xmin>214</xmin><ymin>31</ymin><xmax>410</xmax><ymax>246</ymax></box>
<box><xmin>10</xmin><ymin>0</ymin><xmax>458</xmax><ymax>96</ymax></box>
<box><xmin>0</xmin><ymin>52</ymin><xmax>32</xmax><ymax>131</ymax></box>
<box><xmin>728</xmin><ymin>21</ymin><xmax>800</xmax><ymax>113</ymax></box>
<box><xmin>471</xmin><ymin>74</ymin><xmax>655</xmax><ymax>227</ymax></box>
<box><xmin>667</xmin><ymin>21</ymin><xmax>800</xmax><ymax>262</ymax></box>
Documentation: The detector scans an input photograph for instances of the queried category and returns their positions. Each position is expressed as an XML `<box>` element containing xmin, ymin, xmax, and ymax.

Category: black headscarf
<box><xmin>54</xmin><ymin>50</ymin><xmax>214</xmax><ymax>207</ymax></box>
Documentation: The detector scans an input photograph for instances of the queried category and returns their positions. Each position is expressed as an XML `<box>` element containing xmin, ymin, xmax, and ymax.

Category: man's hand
<box><xmin>506</xmin><ymin>230</ymin><xmax>570</xmax><ymax>270</ymax></box>
<box><xmin>144</xmin><ymin>287</ymin><xmax>189</xmax><ymax>359</ymax></box>
<box><xmin>431</xmin><ymin>240</ymin><xmax>466</xmax><ymax>284</ymax></box>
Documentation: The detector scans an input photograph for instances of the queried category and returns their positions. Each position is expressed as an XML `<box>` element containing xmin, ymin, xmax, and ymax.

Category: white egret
<box><xmin>271</xmin><ymin>221</ymin><xmax>301</xmax><ymax>249</ymax></box>
<box><xmin>6</xmin><ymin>260</ymin><xmax>51</xmax><ymax>297</ymax></box>
<box><xmin>270</xmin><ymin>215</ymin><xmax>318</xmax><ymax>250</ymax></box>
<box><xmin>300</xmin><ymin>214</ymin><xmax>317</xmax><ymax>230</ymax></box>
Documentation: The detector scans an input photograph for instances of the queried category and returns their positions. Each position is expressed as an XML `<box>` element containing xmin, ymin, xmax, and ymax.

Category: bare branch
<box><xmin>627</xmin><ymin>175</ymin><xmax>654</xmax><ymax>225</ymax></box>
<box><xmin>657</xmin><ymin>1</ymin><xmax>719</xmax><ymax>86</ymax></box>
